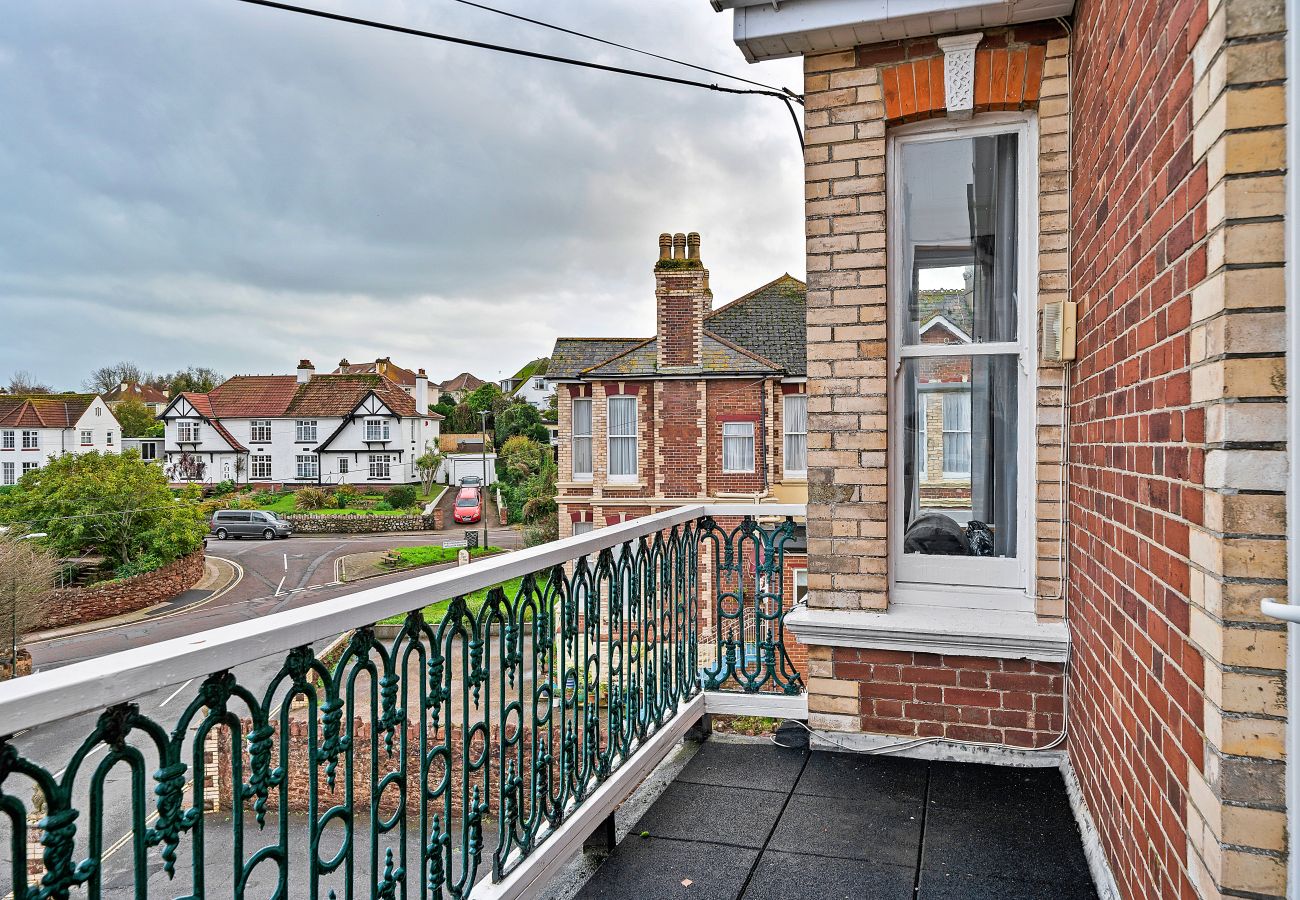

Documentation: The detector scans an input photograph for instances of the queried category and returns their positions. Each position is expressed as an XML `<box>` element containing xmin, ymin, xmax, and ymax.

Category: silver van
<box><xmin>211</xmin><ymin>509</ymin><xmax>293</xmax><ymax>541</ymax></box>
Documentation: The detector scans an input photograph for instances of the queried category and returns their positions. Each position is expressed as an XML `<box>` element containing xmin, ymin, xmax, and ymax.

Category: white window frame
<box><xmin>940</xmin><ymin>389</ymin><xmax>973</xmax><ymax>480</ymax></box>
<box><xmin>1</xmin><ymin>431</ymin><xmax>13</xmax><ymax>450</ymax></box>
<box><xmin>606</xmin><ymin>396</ymin><xmax>638</xmax><ymax>482</ymax></box>
<box><xmin>80</xmin><ymin>430</ymin><xmax>93</xmax><ymax>446</ymax></box>
<box><xmin>250</xmin><ymin>455</ymin><xmax>272</xmax><ymax>480</ymax></box>
<box><xmin>365</xmin><ymin>419</ymin><xmax>389</xmax><ymax>442</ymax></box>
<box><xmin>176</xmin><ymin>420</ymin><xmax>201</xmax><ymax>444</ymax></box>
<box><xmin>105</xmin><ymin>430</ymin><xmax>113</xmax><ymax>446</ymax></box>
<box><xmin>571</xmin><ymin>520</ymin><xmax>594</xmax><ymax>537</ymax></box>
<box><xmin>369</xmin><ymin>454</ymin><xmax>391</xmax><ymax>479</ymax></box>
<box><xmin>792</xmin><ymin>567</ymin><xmax>808</xmax><ymax>605</ymax></box>
<box><xmin>1</xmin><ymin>462</ymin><xmax>13</xmax><ymax>485</ymax></box>
<box><xmin>338</xmin><ymin>457</ymin><xmax>349</xmax><ymax>475</ymax></box>
<box><xmin>21</xmin><ymin>462</ymin><xmax>39</xmax><ymax>475</ymax></box>
<box><xmin>572</xmin><ymin>397</ymin><xmax>593</xmax><ymax>480</ymax></box>
<box><xmin>296</xmin><ymin>454</ymin><xmax>318</xmax><ymax>480</ymax></box>
<box><xmin>721</xmin><ymin>421</ymin><xmax>756</xmax><ymax>473</ymax></box>
<box><xmin>21</xmin><ymin>430</ymin><xmax>39</xmax><ymax>450</ymax></box>
<box><xmin>295</xmin><ymin>420</ymin><xmax>318</xmax><ymax>443</ymax></box>
<box><xmin>782</xmin><ymin>394</ymin><xmax>807</xmax><ymax>477</ymax></box>
<box><xmin>886</xmin><ymin>113</ymin><xmax>1037</xmax><ymax>610</ymax></box>
<box><xmin>250</xmin><ymin>420</ymin><xmax>272</xmax><ymax>443</ymax></box>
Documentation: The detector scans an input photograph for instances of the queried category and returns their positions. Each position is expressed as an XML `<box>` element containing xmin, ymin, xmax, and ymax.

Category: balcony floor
<box><xmin>571</xmin><ymin>737</ymin><xmax>1098</xmax><ymax>899</ymax></box>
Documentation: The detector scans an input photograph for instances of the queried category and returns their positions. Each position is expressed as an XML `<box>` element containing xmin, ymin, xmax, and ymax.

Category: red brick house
<box><xmin>706</xmin><ymin>1</ymin><xmax>1291</xmax><ymax>898</ymax></box>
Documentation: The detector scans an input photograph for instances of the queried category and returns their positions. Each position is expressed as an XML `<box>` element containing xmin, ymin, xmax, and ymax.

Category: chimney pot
<box><xmin>339</xmin><ymin>358</ymin><xmax>349</xmax><ymax>368</ymax></box>
<box><xmin>687</xmin><ymin>232</ymin><xmax>701</xmax><ymax>260</ymax></box>
<box><xmin>658</xmin><ymin>233</ymin><xmax>672</xmax><ymax>261</ymax></box>
<box><xmin>672</xmin><ymin>233</ymin><xmax>687</xmax><ymax>260</ymax></box>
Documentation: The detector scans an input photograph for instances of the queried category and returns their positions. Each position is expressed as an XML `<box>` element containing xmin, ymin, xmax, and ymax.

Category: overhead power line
<box><xmin>231</xmin><ymin>0</ymin><xmax>804</xmax><ymax>148</ymax></box>
<box><xmin>444</xmin><ymin>0</ymin><xmax>799</xmax><ymax>98</ymax></box>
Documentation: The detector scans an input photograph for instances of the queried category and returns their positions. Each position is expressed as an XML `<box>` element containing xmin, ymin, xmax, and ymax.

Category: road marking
<box><xmin>159</xmin><ymin>678</ymin><xmax>193</xmax><ymax>708</ymax></box>
<box><xmin>274</xmin><ymin>575</ymin><xmax>286</xmax><ymax>596</ymax></box>
<box><xmin>283</xmin><ymin>552</ymin><xmax>288</xmax><ymax>571</ymax></box>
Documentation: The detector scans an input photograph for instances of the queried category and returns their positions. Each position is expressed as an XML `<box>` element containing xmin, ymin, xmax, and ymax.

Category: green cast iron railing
<box><xmin>0</xmin><ymin>504</ymin><xmax>805</xmax><ymax>900</ymax></box>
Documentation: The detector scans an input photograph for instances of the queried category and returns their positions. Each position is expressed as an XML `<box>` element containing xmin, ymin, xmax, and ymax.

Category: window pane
<box><xmin>899</xmin><ymin>132</ymin><xmax>1019</xmax><ymax>346</ymax></box>
<box><xmin>900</xmin><ymin>356</ymin><xmax>1018</xmax><ymax>558</ymax></box>
<box><xmin>609</xmin><ymin>397</ymin><xmax>637</xmax><ymax>477</ymax></box>
<box><xmin>573</xmin><ymin>437</ymin><xmax>592</xmax><ymax>476</ymax></box>
<box><xmin>572</xmin><ymin>398</ymin><xmax>592</xmax><ymax>436</ymax></box>
<box><xmin>723</xmin><ymin>422</ymin><xmax>754</xmax><ymax>472</ymax></box>
<box><xmin>784</xmin><ymin>395</ymin><xmax>807</xmax><ymax>472</ymax></box>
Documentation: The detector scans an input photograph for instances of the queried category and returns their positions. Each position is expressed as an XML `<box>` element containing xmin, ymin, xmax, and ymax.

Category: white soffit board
<box><xmin>720</xmin><ymin>0</ymin><xmax>1075</xmax><ymax>62</ymax></box>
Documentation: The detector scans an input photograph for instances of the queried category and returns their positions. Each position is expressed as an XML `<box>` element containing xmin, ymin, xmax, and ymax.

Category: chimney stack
<box><xmin>297</xmin><ymin>359</ymin><xmax>314</xmax><ymax>384</ymax></box>
<box><xmin>415</xmin><ymin>368</ymin><xmax>429</xmax><ymax>412</ymax></box>
<box><xmin>655</xmin><ymin>231</ymin><xmax>710</xmax><ymax>370</ymax></box>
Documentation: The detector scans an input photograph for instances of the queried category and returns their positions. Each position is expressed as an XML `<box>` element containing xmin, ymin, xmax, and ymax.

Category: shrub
<box><xmin>386</xmin><ymin>484</ymin><xmax>418</xmax><ymax>510</ymax></box>
<box><xmin>112</xmin><ymin>552</ymin><xmax>165</xmax><ymax>580</ymax></box>
<box><xmin>373</xmin><ymin>500</ymin><xmax>394</xmax><ymax>512</ymax></box>
<box><xmin>205</xmin><ymin>480</ymin><xmax>236</xmax><ymax>497</ymax></box>
<box><xmin>295</xmin><ymin>487</ymin><xmax>328</xmax><ymax>511</ymax></box>
<box><xmin>333</xmin><ymin>486</ymin><xmax>359</xmax><ymax>508</ymax></box>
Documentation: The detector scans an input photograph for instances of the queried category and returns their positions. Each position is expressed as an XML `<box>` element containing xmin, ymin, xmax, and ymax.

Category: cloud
<box><xmin>0</xmin><ymin>0</ymin><xmax>804</xmax><ymax>387</ymax></box>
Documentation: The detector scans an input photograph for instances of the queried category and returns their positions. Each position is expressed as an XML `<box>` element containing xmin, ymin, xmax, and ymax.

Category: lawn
<box><xmin>387</xmin><ymin>545</ymin><xmax>503</xmax><ymax>568</ymax></box>
<box><xmin>379</xmin><ymin>574</ymin><xmax>525</xmax><ymax>625</ymax></box>
<box><xmin>255</xmin><ymin>492</ymin><xmax>412</xmax><ymax>516</ymax></box>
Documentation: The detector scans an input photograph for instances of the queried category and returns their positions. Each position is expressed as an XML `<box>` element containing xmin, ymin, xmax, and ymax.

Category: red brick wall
<box><xmin>38</xmin><ymin>551</ymin><xmax>205</xmax><ymax>630</ymax></box>
<box><xmin>706</xmin><ymin>379</ymin><xmax>769</xmax><ymax>494</ymax></box>
<box><xmin>661</xmin><ymin>380</ymin><xmax>704</xmax><ymax>497</ymax></box>
<box><xmin>1067</xmin><ymin>1</ymin><xmax>1210</xmax><ymax>897</ymax></box>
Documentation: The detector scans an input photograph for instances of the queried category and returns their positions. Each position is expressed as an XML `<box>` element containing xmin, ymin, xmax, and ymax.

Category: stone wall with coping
<box><xmin>38</xmin><ymin>550</ymin><xmax>206</xmax><ymax>630</ymax></box>
<box><xmin>284</xmin><ymin>511</ymin><xmax>442</xmax><ymax>533</ymax></box>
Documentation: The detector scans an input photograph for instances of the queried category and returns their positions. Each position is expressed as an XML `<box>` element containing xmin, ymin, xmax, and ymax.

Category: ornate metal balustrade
<box><xmin>0</xmin><ymin>504</ymin><xmax>805</xmax><ymax>900</ymax></box>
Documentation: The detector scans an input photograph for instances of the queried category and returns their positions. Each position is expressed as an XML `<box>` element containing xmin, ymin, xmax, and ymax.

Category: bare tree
<box><xmin>0</xmin><ymin>535</ymin><xmax>60</xmax><ymax>675</ymax></box>
<box><xmin>84</xmin><ymin>361</ymin><xmax>155</xmax><ymax>394</ymax></box>
<box><xmin>6</xmin><ymin>370</ymin><xmax>53</xmax><ymax>394</ymax></box>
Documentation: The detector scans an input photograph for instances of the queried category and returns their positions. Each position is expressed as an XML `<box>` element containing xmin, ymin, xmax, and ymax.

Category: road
<box><xmin>3</xmin><ymin>521</ymin><xmax>520</xmax><ymax>898</ymax></box>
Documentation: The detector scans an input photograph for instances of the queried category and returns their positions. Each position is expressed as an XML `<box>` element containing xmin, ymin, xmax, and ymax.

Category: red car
<box><xmin>453</xmin><ymin>487</ymin><xmax>482</xmax><ymax>524</ymax></box>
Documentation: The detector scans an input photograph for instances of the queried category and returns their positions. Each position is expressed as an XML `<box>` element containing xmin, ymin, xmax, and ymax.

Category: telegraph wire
<box><xmin>230</xmin><ymin>0</ymin><xmax>805</xmax><ymax>148</ymax></box>
<box><xmin>443</xmin><ymin>0</ymin><xmax>799</xmax><ymax>97</ymax></box>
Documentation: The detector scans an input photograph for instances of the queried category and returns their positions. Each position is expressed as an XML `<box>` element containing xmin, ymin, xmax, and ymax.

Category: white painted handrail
<box><xmin>1261</xmin><ymin>599</ymin><xmax>1300</xmax><ymax>624</ymax></box>
<box><xmin>0</xmin><ymin>503</ymin><xmax>804</xmax><ymax>736</ymax></box>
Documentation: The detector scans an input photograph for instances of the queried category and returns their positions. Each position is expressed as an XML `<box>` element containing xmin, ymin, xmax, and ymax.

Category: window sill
<box><xmin>783</xmin><ymin>605</ymin><xmax>1068</xmax><ymax>663</ymax></box>
<box><xmin>604</xmin><ymin>481</ymin><xmax>644</xmax><ymax>489</ymax></box>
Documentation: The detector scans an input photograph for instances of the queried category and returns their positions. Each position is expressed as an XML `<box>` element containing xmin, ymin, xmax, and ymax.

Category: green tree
<box><xmin>112</xmin><ymin>396</ymin><xmax>159</xmax><ymax>438</ymax></box>
<box><xmin>448</xmin><ymin>403</ymin><xmax>478</xmax><ymax>434</ymax></box>
<box><xmin>0</xmin><ymin>451</ymin><xmax>207</xmax><ymax>567</ymax></box>
<box><xmin>465</xmin><ymin>382</ymin><xmax>504</xmax><ymax>414</ymax></box>
<box><xmin>415</xmin><ymin>447</ymin><xmax>445</xmax><ymax>493</ymax></box>
<box><xmin>164</xmin><ymin>367</ymin><xmax>223</xmax><ymax>395</ymax></box>
<box><xmin>494</xmin><ymin>402</ymin><xmax>548</xmax><ymax>447</ymax></box>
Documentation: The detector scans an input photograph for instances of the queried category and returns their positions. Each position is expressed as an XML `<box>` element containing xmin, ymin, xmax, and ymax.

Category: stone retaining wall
<box><xmin>285</xmin><ymin>510</ymin><xmax>443</xmax><ymax>533</ymax></box>
<box><xmin>38</xmin><ymin>550</ymin><xmax>206</xmax><ymax>630</ymax></box>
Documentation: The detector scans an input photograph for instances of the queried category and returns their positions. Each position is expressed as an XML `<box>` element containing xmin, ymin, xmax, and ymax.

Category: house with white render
<box><xmin>0</xmin><ymin>394</ymin><xmax>121</xmax><ymax>485</ymax></box>
<box><xmin>158</xmin><ymin>360</ymin><xmax>442</xmax><ymax>486</ymax></box>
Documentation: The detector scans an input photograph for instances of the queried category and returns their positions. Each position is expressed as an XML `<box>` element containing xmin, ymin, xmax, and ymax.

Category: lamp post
<box><xmin>479</xmin><ymin>410</ymin><xmax>490</xmax><ymax>550</ymax></box>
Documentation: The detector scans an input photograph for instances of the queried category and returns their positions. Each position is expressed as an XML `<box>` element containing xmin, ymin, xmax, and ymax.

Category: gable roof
<box><xmin>174</xmin><ymin>392</ymin><xmax>246</xmax><ymax>452</ymax></box>
<box><xmin>550</xmin><ymin>273</ymin><xmax>807</xmax><ymax>380</ymax></box>
<box><xmin>103</xmin><ymin>382</ymin><xmax>168</xmax><ymax>404</ymax></box>
<box><xmin>0</xmin><ymin>394</ymin><xmax>98</xmax><ymax>428</ymax></box>
<box><xmin>437</xmin><ymin>372</ymin><xmax>486</xmax><ymax>393</ymax></box>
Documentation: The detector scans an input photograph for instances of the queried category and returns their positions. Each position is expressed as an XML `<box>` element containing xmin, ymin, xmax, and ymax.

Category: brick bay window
<box><xmin>891</xmin><ymin>116</ymin><xmax>1034</xmax><ymax>608</ymax></box>
<box><xmin>295</xmin><ymin>453</ymin><xmax>318</xmax><ymax>480</ymax></box>
<box><xmin>606</xmin><ymin>395</ymin><xmax>637</xmax><ymax>482</ymax></box>
<box><xmin>721</xmin><ymin>420</ymin><xmax>755</xmax><ymax>473</ymax></box>
<box><xmin>571</xmin><ymin>397</ymin><xmax>593</xmax><ymax>480</ymax></box>
<box><xmin>783</xmin><ymin>393</ymin><xmax>807</xmax><ymax>477</ymax></box>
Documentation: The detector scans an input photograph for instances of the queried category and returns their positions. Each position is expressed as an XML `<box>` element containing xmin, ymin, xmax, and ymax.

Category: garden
<box><xmin>200</xmin><ymin>482</ymin><xmax>444</xmax><ymax>517</ymax></box>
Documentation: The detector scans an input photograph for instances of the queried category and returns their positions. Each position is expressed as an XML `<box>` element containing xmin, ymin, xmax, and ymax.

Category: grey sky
<box><xmin>0</xmin><ymin>0</ymin><xmax>804</xmax><ymax>390</ymax></box>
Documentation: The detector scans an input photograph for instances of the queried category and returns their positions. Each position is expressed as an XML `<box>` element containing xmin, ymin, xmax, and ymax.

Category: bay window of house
<box><xmin>365</xmin><ymin>419</ymin><xmax>389</xmax><ymax>442</ymax></box>
<box><xmin>250</xmin><ymin>420</ymin><xmax>271</xmax><ymax>443</ymax></box>
<box><xmin>572</xmin><ymin>397</ymin><xmax>593</xmax><ymax>480</ymax></box>
<box><xmin>722</xmin><ymin>421</ymin><xmax>755</xmax><ymax>473</ymax></box>
<box><xmin>295</xmin><ymin>453</ymin><xmax>318</xmax><ymax>480</ymax></box>
<box><xmin>295</xmin><ymin>420</ymin><xmax>317</xmax><ymax>443</ymax></box>
<box><xmin>890</xmin><ymin>116</ymin><xmax>1034</xmax><ymax>605</ymax></box>
<box><xmin>176</xmin><ymin>421</ymin><xmax>200</xmax><ymax>444</ymax></box>
<box><xmin>21</xmin><ymin>430</ymin><xmax>38</xmax><ymax>450</ymax></box>
<box><xmin>607</xmin><ymin>396</ymin><xmax>637</xmax><ymax>482</ymax></box>
<box><xmin>783</xmin><ymin>394</ymin><xmax>807</xmax><ymax>476</ymax></box>
<box><xmin>251</xmin><ymin>455</ymin><xmax>272</xmax><ymax>480</ymax></box>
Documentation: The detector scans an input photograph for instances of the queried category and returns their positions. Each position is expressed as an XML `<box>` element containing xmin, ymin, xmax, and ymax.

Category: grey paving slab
<box><xmin>927</xmin><ymin>760</ymin><xmax>1071</xmax><ymax>816</ymax></box>
<box><xmin>573</xmin><ymin>835</ymin><xmax>758</xmax><ymax>900</ymax></box>
<box><xmin>795</xmin><ymin>748</ymin><xmax>928</xmax><ymax>802</ymax></box>
<box><xmin>741</xmin><ymin>850</ymin><xmax>914</xmax><ymax>900</ymax></box>
<box><xmin>675</xmin><ymin>740</ymin><xmax>808</xmax><ymax>793</ymax></box>
<box><xmin>632</xmin><ymin>781</ymin><xmax>789</xmax><ymax>849</ymax></box>
<box><xmin>918</xmin><ymin>869</ymin><xmax>1099</xmax><ymax>899</ymax></box>
<box><xmin>921</xmin><ymin>805</ymin><xmax>1092</xmax><ymax>885</ymax></box>
<box><xmin>767</xmin><ymin>791</ymin><xmax>923</xmax><ymax>868</ymax></box>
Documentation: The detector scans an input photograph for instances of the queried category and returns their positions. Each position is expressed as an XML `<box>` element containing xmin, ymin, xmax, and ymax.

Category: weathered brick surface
<box><xmin>38</xmin><ymin>550</ymin><xmax>205</xmax><ymax>630</ymax></box>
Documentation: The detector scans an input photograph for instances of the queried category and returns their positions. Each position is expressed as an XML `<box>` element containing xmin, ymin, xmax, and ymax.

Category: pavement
<box><xmin>568</xmin><ymin>739</ymin><xmax>1099</xmax><ymax>900</ymax></box>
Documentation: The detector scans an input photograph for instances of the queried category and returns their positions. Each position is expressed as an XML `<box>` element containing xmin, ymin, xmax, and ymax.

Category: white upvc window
<box><xmin>338</xmin><ymin>457</ymin><xmax>349</xmax><ymax>475</ymax></box>
<box><xmin>365</xmin><ymin>419</ymin><xmax>389</xmax><ymax>442</ymax></box>
<box><xmin>295</xmin><ymin>420</ymin><xmax>318</xmax><ymax>442</ymax></box>
<box><xmin>250</xmin><ymin>420</ymin><xmax>272</xmax><ymax>443</ymax></box>
<box><xmin>606</xmin><ymin>396</ymin><xmax>638</xmax><ymax>481</ymax></box>
<box><xmin>889</xmin><ymin>115</ymin><xmax>1035</xmax><ymax>605</ymax></box>
<box><xmin>250</xmin><ymin>455</ymin><xmax>272</xmax><ymax>480</ymax></box>
<box><xmin>106</xmin><ymin>430</ymin><xmax>113</xmax><ymax>446</ymax></box>
<box><xmin>296</xmin><ymin>454</ymin><xmax>318</xmax><ymax>479</ymax></box>
<box><xmin>783</xmin><ymin>394</ymin><xmax>807</xmax><ymax>476</ymax></box>
<box><xmin>722</xmin><ymin>421</ymin><xmax>756</xmax><ymax>473</ymax></box>
<box><xmin>80</xmin><ymin>430</ymin><xmax>93</xmax><ymax>446</ymax></box>
<box><xmin>21</xmin><ymin>462</ymin><xmax>38</xmax><ymax>475</ymax></box>
<box><xmin>1</xmin><ymin>463</ymin><xmax>13</xmax><ymax>485</ymax></box>
<box><xmin>572</xmin><ymin>398</ymin><xmax>593</xmax><ymax>479</ymax></box>
<box><xmin>792</xmin><ymin>568</ymin><xmax>808</xmax><ymax>605</ymax></box>
<box><xmin>369</xmin><ymin>454</ymin><xmax>391</xmax><ymax>479</ymax></box>
<box><xmin>21</xmin><ymin>430</ymin><xmax>38</xmax><ymax>450</ymax></box>
<box><xmin>176</xmin><ymin>420</ymin><xmax>201</xmax><ymax>443</ymax></box>
<box><xmin>1</xmin><ymin>431</ymin><xmax>13</xmax><ymax>450</ymax></box>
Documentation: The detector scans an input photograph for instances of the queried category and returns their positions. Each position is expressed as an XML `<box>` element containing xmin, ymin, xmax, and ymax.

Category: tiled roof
<box><xmin>0</xmin><ymin>394</ymin><xmax>97</xmax><ymax>428</ymax></box>
<box><xmin>103</xmin><ymin>382</ymin><xmax>168</xmax><ymax>404</ymax></box>
<box><xmin>207</xmin><ymin>376</ymin><xmax>300</xmax><ymax>418</ymax></box>
<box><xmin>438</xmin><ymin>372</ymin><xmax>486</xmax><ymax>393</ymax></box>
<box><xmin>284</xmin><ymin>374</ymin><xmax>419</xmax><ymax>417</ymax></box>
<box><xmin>177</xmin><ymin>392</ymin><xmax>247</xmax><ymax>452</ymax></box>
<box><xmin>581</xmin><ymin>334</ymin><xmax>781</xmax><ymax>377</ymax></box>
<box><xmin>333</xmin><ymin>357</ymin><xmax>419</xmax><ymax>386</ymax></box>
<box><xmin>705</xmin><ymin>273</ymin><xmax>807</xmax><ymax>376</ymax></box>
<box><xmin>549</xmin><ymin>339</ymin><xmax>646</xmax><ymax>379</ymax></box>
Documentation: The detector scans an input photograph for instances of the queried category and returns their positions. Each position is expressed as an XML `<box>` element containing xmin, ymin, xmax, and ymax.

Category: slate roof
<box><xmin>103</xmin><ymin>382</ymin><xmax>168</xmax><ymax>405</ymax></box>
<box><xmin>0</xmin><ymin>394</ymin><xmax>97</xmax><ymax>428</ymax></box>
<box><xmin>550</xmin><ymin>339</ymin><xmax>647</xmax><ymax>379</ymax></box>
<box><xmin>550</xmin><ymin>273</ymin><xmax>806</xmax><ymax>379</ymax></box>
<box><xmin>705</xmin><ymin>273</ymin><xmax>807</xmax><ymax>376</ymax></box>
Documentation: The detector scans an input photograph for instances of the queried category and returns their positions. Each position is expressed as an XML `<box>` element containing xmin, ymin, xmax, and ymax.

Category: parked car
<box><xmin>453</xmin><ymin>488</ymin><xmax>482</xmax><ymax>524</ymax></box>
<box><xmin>459</xmin><ymin>475</ymin><xmax>482</xmax><ymax>487</ymax></box>
<box><xmin>211</xmin><ymin>509</ymin><xmax>293</xmax><ymax>540</ymax></box>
